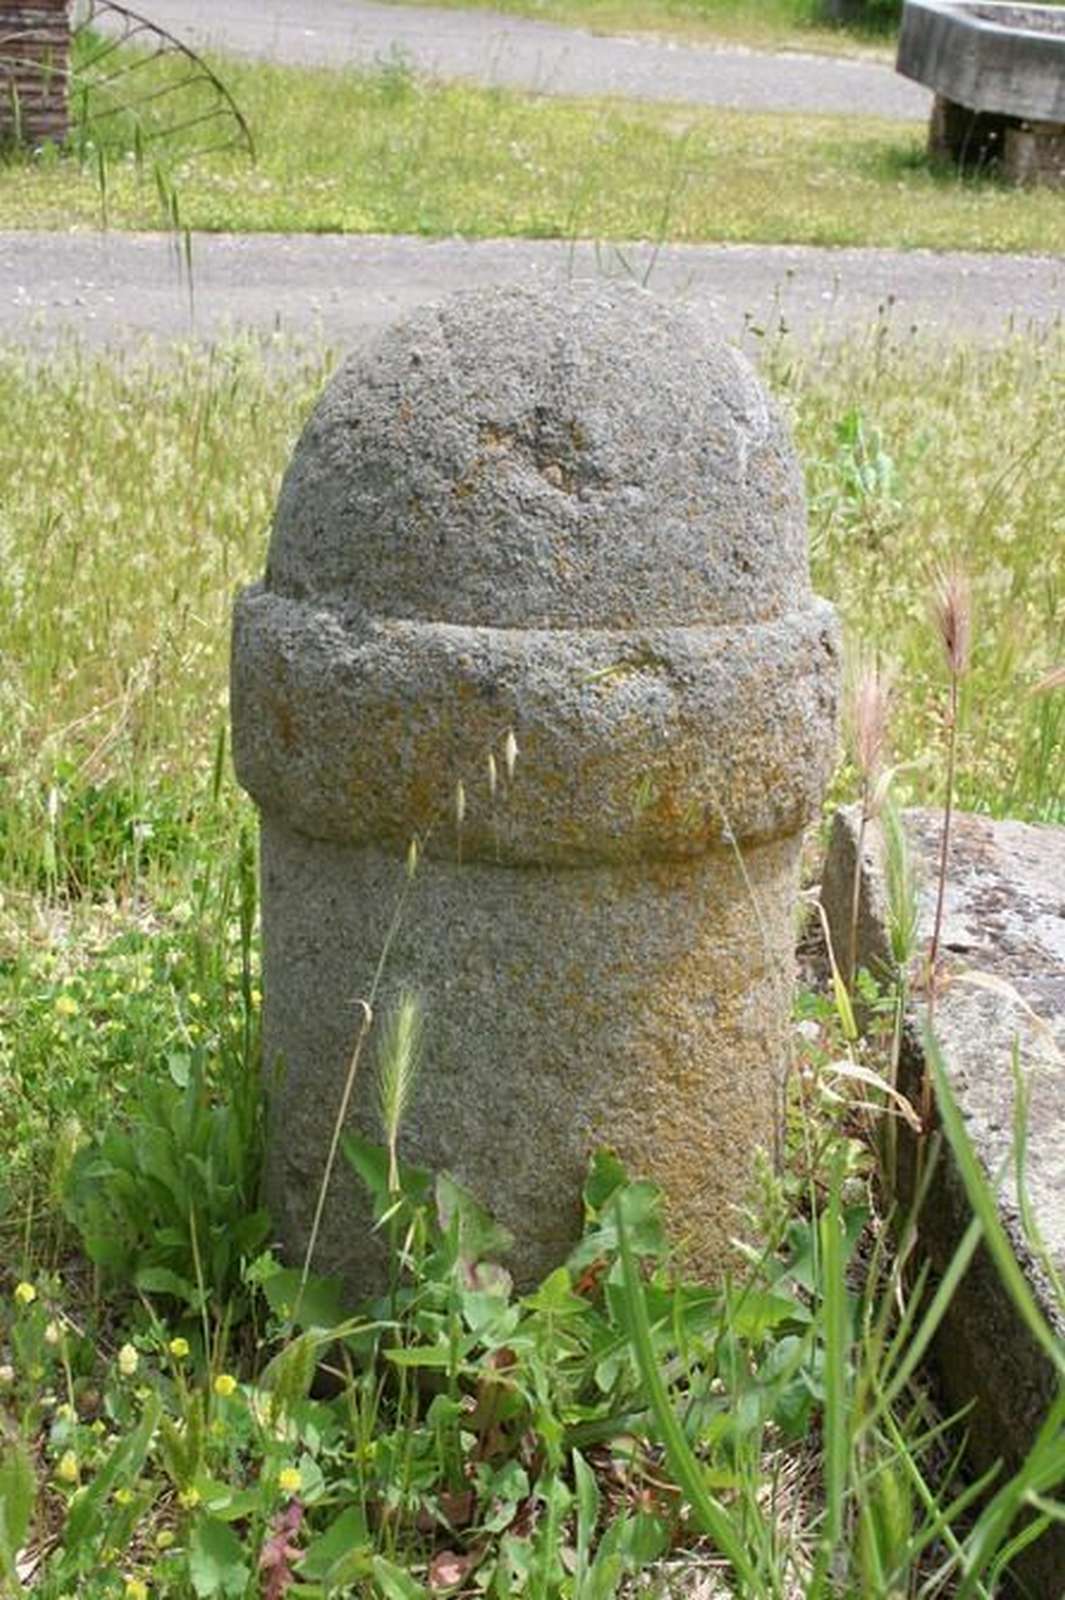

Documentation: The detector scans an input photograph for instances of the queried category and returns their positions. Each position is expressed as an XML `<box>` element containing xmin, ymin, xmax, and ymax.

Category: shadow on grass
<box><xmin>859</xmin><ymin>139</ymin><xmax>1019</xmax><ymax>192</ymax></box>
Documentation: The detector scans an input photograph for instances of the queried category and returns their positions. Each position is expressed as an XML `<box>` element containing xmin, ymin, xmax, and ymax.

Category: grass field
<box><xmin>3</xmin><ymin>53</ymin><xmax>1064</xmax><ymax>253</ymax></box>
<box><xmin>2</xmin><ymin>319</ymin><xmax>1061</xmax><ymax>980</ymax></box>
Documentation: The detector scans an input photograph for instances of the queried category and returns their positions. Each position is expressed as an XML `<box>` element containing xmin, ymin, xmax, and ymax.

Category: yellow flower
<box><xmin>213</xmin><ymin>1373</ymin><xmax>237</xmax><ymax>1398</ymax></box>
<box><xmin>114</xmin><ymin>1487</ymin><xmax>135</xmax><ymax>1506</ymax></box>
<box><xmin>278</xmin><ymin>1466</ymin><xmax>301</xmax><ymax>1495</ymax></box>
<box><xmin>125</xmin><ymin>1580</ymin><xmax>149</xmax><ymax>1600</ymax></box>
<box><xmin>55</xmin><ymin>995</ymin><xmax>80</xmax><ymax>1018</ymax></box>
<box><xmin>14</xmin><ymin>1281</ymin><xmax>37</xmax><ymax>1305</ymax></box>
<box><xmin>155</xmin><ymin>1530</ymin><xmax>175</xmax><ymax>1551</ymax></box>
<box><xmin>56</xmin><ymin>1450</ymin><xmax>79</xmax><ymax>1484</ymax></box>
<box><xmin>117</xmin><ymin>1343</ymin><xmax>139</xmax><ymax>1377</ymax></box>
<box><xmin>178</xmin><ymin>1487</ymin><xmax>201</xmax><ymax>1509</ymax></box>
<box><xmin>168</xmin><ymin>1337</ymin><xmax>189</xmax><ymax>1359</ymax></box>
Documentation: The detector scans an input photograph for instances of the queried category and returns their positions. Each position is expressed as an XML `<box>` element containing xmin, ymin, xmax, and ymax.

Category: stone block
<box><xmin>1005</xmin><ymin>118</ymin><xmax>1065</xmax><ymax>184</ymax></box>
<box><xmin>822</xmin><ymin>806</ymin><xmax>1065</xmax><ymax>1596</ymax></box>
<box><xmin>927</xmin><ymin>90</ymin><xmax>1011</xmax><ymax>166</ymax></box>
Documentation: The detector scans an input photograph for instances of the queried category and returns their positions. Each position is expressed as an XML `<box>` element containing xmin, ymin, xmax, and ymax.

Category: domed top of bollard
<box><xmin>232</xmin><ymin>282</ymin><xmax>840</xmax><ymax>866</ymax></box>
<box><xmin>268</xmin><ymin>283</ymin><xmax>807</xmax><ymax>631</ymax></box>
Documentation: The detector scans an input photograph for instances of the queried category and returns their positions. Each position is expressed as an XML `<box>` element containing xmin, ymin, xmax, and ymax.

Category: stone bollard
<box><xmin>232</xmin><ymin>283</ymin><xmax>841</xmax><ymax>1292</ymax></box>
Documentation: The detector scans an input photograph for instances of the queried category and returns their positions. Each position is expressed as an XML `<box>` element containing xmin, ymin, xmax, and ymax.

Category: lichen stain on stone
<box><xmin>269</xmin><ymin>691</ymin><xmax>299</xmax><ymax>753</ymax></box>
<box><xmin>645</xmin><ymin>777</ymin><xmax>702</xmax><ymax>837</ymax></box>
<box><xmin>478</xmin><ymin>423</ymin><xmax>513</xmax><ymax>454</ymax></box>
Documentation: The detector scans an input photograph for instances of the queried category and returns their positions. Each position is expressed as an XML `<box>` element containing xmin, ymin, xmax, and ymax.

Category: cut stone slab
<box><xmin>898</xmin><ymin>0</ymin><xmax>1065</xmax><ymax>184</ymax></box>
<box><xmin>822</xmin><ymin>806</ymin><xmax>1065</xmax><ymax>1597</ymax></box>
<box><xmin>898</xmin><ymin>0</ymin><xmax>1065</xmax><ymax>123</ymax></box>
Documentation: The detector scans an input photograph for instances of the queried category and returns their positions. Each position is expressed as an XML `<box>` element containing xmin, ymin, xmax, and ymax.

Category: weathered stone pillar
<box><xmin>232</xmin><ymin>283</ymin><xmax>840</xmax><ymax>1292</ymax></box>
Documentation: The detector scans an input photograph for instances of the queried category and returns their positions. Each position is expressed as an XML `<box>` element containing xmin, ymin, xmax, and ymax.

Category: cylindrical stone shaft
<box><xmin>232</xmin><ymin>282</ymin><xmax>840</xmax><ymax>1292</ymax></box>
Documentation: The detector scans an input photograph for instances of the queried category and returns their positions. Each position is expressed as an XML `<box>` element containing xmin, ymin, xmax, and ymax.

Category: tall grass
<box><xmin>779</xmin><ymin>326</ymin><xmax>1064</xmax><ymax>825</ymax></box>
<box><xmin>1</xmin><ymin>324</ymin><xmax>1058</xmax><ymax>920</ymax></box>
<box><xmin>0</xmin><ymin>338</ymin><xmax>330</xmax><ymax>910</ymax></box>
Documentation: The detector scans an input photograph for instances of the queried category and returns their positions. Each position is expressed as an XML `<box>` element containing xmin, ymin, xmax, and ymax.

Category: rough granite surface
<box><xmin>822</xmin><ymin>806</ymin><xmax>1065</xmax><ymax>1598</ymax></box>
<box><xmin>233</xmin><ymin>282</ymin><xmax>841</xmax><ymax>1290</ymax></box>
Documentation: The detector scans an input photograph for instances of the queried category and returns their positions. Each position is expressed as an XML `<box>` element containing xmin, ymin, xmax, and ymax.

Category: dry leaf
<box><xmin>823</xmin><ymin>1058</ymin><xmax>923</xmax><ymax>1132</ymax></box>
<box><xmin>429</xmin><ymin>1549</ymin><xmax>475</xmax><ymax>1591</ymax></box>
<box><xmin>439</xmin><ymin>1489</ymin><xmax>475</xmax><ymax>1528</ymax></box>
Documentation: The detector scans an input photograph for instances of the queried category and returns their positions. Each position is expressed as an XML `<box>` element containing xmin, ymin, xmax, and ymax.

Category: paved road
<box><xmin>4</xmin><ymin>231</ymin><xmax>1062</xmax><ymax>352</ymax></box>
<box><xmin>132</xmin><ymin>0</ymin><xmax>930</xmax><ymax>119</ymax></box>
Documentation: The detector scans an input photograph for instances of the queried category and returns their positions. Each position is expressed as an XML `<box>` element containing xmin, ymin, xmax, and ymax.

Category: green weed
<box><xmin>3</xmin><ymin>1038</ymin><xmax>1060</xmax><ymax>1597</ymax></box>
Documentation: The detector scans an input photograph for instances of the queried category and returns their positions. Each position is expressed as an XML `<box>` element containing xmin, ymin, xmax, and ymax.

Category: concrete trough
<box><xmin>897</xmin><ymin>0</ymin><xmax>1065</xmax><ymax>182</ymax></box>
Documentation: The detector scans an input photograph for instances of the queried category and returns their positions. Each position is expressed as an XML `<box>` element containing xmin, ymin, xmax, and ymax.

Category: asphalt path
<box><xmin>133</xmin><ymin>0</ymin><xmax>931</xmax><ymax>119</ymax></box>
<box><xmin>4</xmin><ymin>231</ymin><xmax>1062</xmax><ymax>353</ymax></box>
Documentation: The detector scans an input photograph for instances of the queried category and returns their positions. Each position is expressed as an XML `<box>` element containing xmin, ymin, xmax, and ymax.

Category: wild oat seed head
<box><xmin>931</xmin><ymin>561</ymin><xmax>972</xmax><ymax>678</ymax></box>
<box><xmin>406</xmin><ymin>836</ymin><xmax>419</xmax><ymax>879</ymax></box>
<box><xmin>846</xmin><ymin>655</ymin><xmax>893</xmax><ymax>790</ymax></box>
<box><xmin>487</xmin><ymin>751</ymin><xmax>498</xmax><ymax>799</ymax></box>
<box><xmin>454</xmin><ymin>779</ymin><xmax>466</xmax><ymax>827</ymax></box>
<box><xmin>376</xmin><ymin>988</ymin><xmax>425</xmax><ymax>1158</ymax></box>
<box><xmin>1033</xmin><ymin>664</ymin><xmax>1065</xmax><ymax>695</ymax></box>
